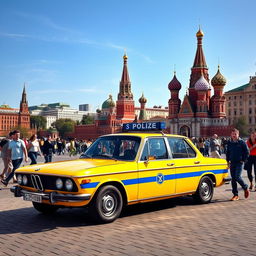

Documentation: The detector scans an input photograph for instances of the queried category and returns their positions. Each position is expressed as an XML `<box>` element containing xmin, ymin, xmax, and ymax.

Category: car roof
<box><xmin>101</xmin><ymin>133</ymin><xmax>188</xmax><ymax>139</ymax></box>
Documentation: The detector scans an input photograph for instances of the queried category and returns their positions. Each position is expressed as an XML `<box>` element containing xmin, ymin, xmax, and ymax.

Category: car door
<box><xmin>167</xmin><ymin>137</ymin><xmax>200</xmax><ymax>194</ymax></box>
<box><xmin>137</xmin><ymin>137</ymin><xmax>176</xmax><ymax>200</ymax></box>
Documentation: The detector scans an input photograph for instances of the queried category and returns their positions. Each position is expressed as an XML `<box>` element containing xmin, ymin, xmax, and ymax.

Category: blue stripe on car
<box><xmin>80</xmin><ymin>169</ymin><xmax>228</xmax><ymax>188</ymax></box>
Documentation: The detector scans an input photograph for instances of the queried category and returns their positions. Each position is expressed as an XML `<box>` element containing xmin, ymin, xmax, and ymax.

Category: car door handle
<box><xmin>167</xmin><ymin>163</ymin><xmax>175</xmax><ymax>166</ymax></box>
<box><xmin>194</xmin><ymin>161</ymin><xmax>200</xmax><ymax>164</ymax></box>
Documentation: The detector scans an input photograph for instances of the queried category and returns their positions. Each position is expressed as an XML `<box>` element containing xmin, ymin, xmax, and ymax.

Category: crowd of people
<box><xmin>0</xmin><ymin>129</ymin><xmax>256</xmax><ymax>202</ymax></box>
<box><xmin>0</xmin><ymin>130</ymin><xmax>93</xmax><ymax>189</ymax></box>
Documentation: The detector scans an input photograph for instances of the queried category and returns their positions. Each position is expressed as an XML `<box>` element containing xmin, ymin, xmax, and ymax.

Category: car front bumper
<box><xmin>10</xmin><ymin>185</ymin><xmax>91</xmax><ymax>204</ymax></box>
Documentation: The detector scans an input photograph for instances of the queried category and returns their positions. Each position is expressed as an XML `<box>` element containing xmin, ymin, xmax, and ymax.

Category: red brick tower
<box><xmin>189</xmin><ymin>27</ymin><xmax>210</xmax><ymax>110</ymax></box>
<box><xmin>168</xmin><ymin>72</ymin><xmax>181</xmax><ymax>118</ymax></box>
<box><xmin>210</xmin><ymin>65</ymin><xmax>227</xmax><ymax>117</ymax></box>
<box><xmin>18</xmin><ymin>85</ymin><xmax>30</xmax><ymax>128</ymax></box>
<box><xmin>116</xmin><ymin>54</ymin><xmax>135</xmax><ymax>121</ymax></box>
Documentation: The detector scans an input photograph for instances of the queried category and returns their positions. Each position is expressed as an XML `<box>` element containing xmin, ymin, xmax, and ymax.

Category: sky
<box><xmin>0</xmin><ymin>0</ymin><xmax>256</xmax><ymax>111</ymax></box>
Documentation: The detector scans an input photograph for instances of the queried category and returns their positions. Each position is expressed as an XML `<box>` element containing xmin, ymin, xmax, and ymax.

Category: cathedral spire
<box><xmin>116</xmin><ymin>54</ymin><xmax>135</xmax><ymax>120</ymax></box>
<box><xmin>21</xmin><ymin>83</ymin><xmax>27</xmax><ymax>103</ymax></box>
<box><xmin>193</xmin><ymin>26</ymin><xmax>207</xmax><ymax>68</ymax></box>
<box><xmin>118</xmin><ymin>53</ymin><xmax>133</xmax><ymax>100</ymax></box>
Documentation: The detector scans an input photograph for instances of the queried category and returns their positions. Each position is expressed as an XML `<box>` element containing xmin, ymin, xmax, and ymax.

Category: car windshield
<box><xmin>80</xmin><ymin>135</ymin><xmax>141</xmax><ymax>161</ymax></box>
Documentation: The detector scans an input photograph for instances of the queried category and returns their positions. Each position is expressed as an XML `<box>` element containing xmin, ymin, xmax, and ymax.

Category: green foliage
<box><xmin>11</xmin><ymin>125</ymin><xmax>30</xmax><ymax>139</ymax></box>
<box><xmin>81</xmin><ymin>114</ymin><xmax>94</xmax><ymax>125</ymax></box>
<box><xmin>52</xmin><ymin>118</ymin><xmax>76</xmax><ymax>137</ymax></box>
<box><xmin>30</xmin><ymin>115</ymin><xmax>47</xmax><ymax>130</ymax></box>
<box><xmin>233</xmin><ymin>116</ymin><xmax>247</xmax><ymax>137</ymax></box>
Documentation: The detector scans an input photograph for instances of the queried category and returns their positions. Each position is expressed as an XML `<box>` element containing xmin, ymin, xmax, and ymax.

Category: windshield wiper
<box><xmin>91</xmin><ymin>154</ymin><xmax>117</xmax><ymax>160</ymax></box>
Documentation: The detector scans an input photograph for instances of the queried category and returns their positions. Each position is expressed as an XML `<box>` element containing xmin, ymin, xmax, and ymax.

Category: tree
<box><xmin>233</xmin><ymin>116</ymin><xmax>247</xmax><ymax>137</ymax></box>
<box><xmin>30</xmin><ymin>115</ymin><xmax>47</xmax><ymax>130</ymax></box>
<box><xmin>11</xmin><ymin>125</ymin><xmax>30</xmax><ymax>139</ymax></box>
<box><xmin>52</xmin><ymin>118</ymin><xmax>76</xmax><ymax>137</ymax></box>
<box><xmin>80</xmin><ymin>114</ymin><xmax>94</xmax><ymax>125</ymax></box>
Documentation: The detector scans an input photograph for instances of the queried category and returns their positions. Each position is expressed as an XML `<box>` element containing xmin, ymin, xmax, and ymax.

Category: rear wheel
<box><xmin>89</xmin><ymin>185</ymin><xmax>123</xmax><ymax>223</ymax></box>
<box><xmin>193</xmin><ymin>176</ymin><xmax>214</xmax><ymax>204</ymax></box>
<box><xmin>32</xmin><ymin>202</ymin><xmax>59</xmax><ymax>214</ymax></box>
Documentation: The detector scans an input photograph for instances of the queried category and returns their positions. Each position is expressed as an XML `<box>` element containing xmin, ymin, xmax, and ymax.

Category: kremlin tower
<box><xmin>116</xmin><ymin>54</ymin><xmax>135</xmax><ymax>121</ymax></box>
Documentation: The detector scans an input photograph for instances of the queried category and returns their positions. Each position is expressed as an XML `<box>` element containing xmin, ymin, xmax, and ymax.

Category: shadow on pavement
<box><xmin>0</xmin><ymin>195</ymin><xmax>219</xmax><ymax>235</ymax></box>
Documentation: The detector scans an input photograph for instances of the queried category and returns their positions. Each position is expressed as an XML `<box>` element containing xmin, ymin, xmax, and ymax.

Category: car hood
<box><xmin>16</xmin><ymin>158</ymin><xmax>128</xmax><ymax>177</ymax></box>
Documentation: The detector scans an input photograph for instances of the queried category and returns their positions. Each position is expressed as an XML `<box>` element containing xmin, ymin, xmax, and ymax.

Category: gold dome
<box><xmin>211</xmin><ymin>66</ymin><xmax>226</xmax><ymax>87</ymax></box>
<box><xmin>196</xmin><ymin>27</ymin><xmax>204</xmax><ymax>37</ymax></box>
<box><xmin>123</xmin><ymin>53</ymin><xmax>128</xmax><ymax>60</ymax></box>
<box><xmin>139</xmin><ymin>93</ymin><xmax>147</xmax><ymax>104</ymax></box>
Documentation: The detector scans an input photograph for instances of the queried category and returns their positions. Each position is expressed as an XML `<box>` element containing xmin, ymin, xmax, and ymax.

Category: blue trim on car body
<box><xmin>80</xmin><ymin>169</ymin><xmax>228</xmax><ymax>188</ymax></box>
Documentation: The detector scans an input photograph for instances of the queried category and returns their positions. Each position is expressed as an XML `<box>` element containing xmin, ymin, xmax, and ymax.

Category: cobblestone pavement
<box><xmin>1</xmin><ymin>155</ymin><xmax>256</xmax><ymax>256</ymax></box>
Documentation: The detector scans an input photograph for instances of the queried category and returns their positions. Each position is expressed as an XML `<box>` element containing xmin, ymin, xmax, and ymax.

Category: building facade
<box><xmin>0</xmin><ymin>86</ymin><xmax>30</xmax><ymax>137</ymax></box>
<box><xmin>29</xmin><ymin>103</ymin><xmax>93</xmax><ymax>128</ymax></box>
<box><xmin>168</xmin><ymin>28</ymin><xmax>232</xmax><ymax>137</ymax></box>
<box><xmin>225</xmin><ymin>74</ymin><xmax>256</xmax><ymax>133</ymax></box>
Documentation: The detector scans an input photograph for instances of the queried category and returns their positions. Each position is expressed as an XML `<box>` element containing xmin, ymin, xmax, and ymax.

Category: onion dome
<box><xmin>139</xmin><ymin>93</ymin><xmax>147</xmax><ymax>104</ymax></box>
<box><xmin>196</xmin><ymin>27</ymin><xmax>204</xmax><ymax>37</ymax></box>
<box><xmin>194</xmin><ymin>75</ymin><xmax>210</xmax><ymax>91</ymax></box>
<box><xmin>123</xmin><ymin>53</ymin><xmax>128</xmax><ymax>60</ymax></box>
<box><xmin>168</xmin><ymin>72</ymin><xmax>182</xmax><ymax>90</ymax></box>
<box><xmin>96</xmin><ymin>108</ymin><xmax>101</xmax><ymax>113</ymax></box>
<box><xmin>211</xmin><ymin>66</ymin><xmax>227</xmax><ymax>87</ymax></box>
<box><xmin>102</xmin><ymin>95</ymin><xmax>115</xmax><ymax>109</ymax></box>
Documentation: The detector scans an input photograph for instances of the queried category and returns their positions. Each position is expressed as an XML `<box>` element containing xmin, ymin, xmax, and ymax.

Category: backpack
<box><xmin>0</xmin><ymin>139</ymin><xmax>8</xmax><ymax>148</ymax></box>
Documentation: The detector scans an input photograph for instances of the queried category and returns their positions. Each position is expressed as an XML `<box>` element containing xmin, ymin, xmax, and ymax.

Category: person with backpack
<box><xmin>0</xmin><ymin>132</ymin><xmax>13</xmax><ymax>181</ymax></box>
<box><xmin>1</xmin><ymin>130</ymin><xmax>28</xmax><ymax>187</ymax></box>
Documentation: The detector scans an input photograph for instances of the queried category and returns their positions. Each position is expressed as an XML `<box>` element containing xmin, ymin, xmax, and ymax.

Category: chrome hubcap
<box><xmin>102</xmin><ymin>194</ymin><xmax>116</xmax><ymax>216</ymax></box>
<box><xmin>201</xmin><ymin>182</ymin><xmax>210</xmax><ymax>199</ymax></box>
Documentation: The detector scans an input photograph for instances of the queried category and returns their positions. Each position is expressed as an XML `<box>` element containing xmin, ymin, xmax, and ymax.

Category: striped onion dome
<box><xmin>194</xmin><ymin>75</ymin><xmax>211</xmax><ymax>91</ymax></box>
<box><xmin>168</xmin><ymin>73</ymin><xmax>181</xmax><ymax>90</ymax></box>
<box><xmin>211</xmin><ymin>66</ymin><xmax>226</xmax><ymax>87</ymax></box>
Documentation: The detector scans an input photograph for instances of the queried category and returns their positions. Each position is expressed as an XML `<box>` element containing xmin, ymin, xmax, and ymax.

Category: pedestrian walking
<box><xmin>197</xmin><ymin>137</ymin><xmax>205</xmax><ymax>156</ymax></box>
<box><xmin>210</xmin><ymin>134</ymin><xmax>221</xmax><ymax>158</ymax></box>
<box><xmin>1</xmin><ymin>130</ymin><xmax>28</xmax><ymax>187</ymax></box>
<box><xmin>245</xmin><ymin>131</ymin><xmax>256</xmax><ymax>191</ymax></box>
<box><xmin>0</xmin><ymin>132</ymin><xmax>13</xmax><ymax>180</ymax></box>
<box><xmin>27</xmin><ymin>134</ymin><xmax>41</xmax><ymax>165</ymax></box>
<box><xmin>42</xmin><ymin>135</ymin><xmax>55</xmax><ymax>163</ymax></box>
<box><xmin>226</xmin><ymin>128</ymin><xmax>250</xmax><ymax>201</ymax></box>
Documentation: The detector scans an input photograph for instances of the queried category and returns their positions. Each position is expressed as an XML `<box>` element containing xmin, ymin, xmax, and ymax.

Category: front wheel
<box><xmin>193</xmin><ymin>176</ymin><xmax>214</xmax><ymax>204</ymax></box>
<box><xmin>89</xmin><ymin>185</ymin><xmax>123</xmax><ymax>223</ymax></box>
<box><xmin>32</xmin><ymin>202</ymin><xmax>59</xmax><ymax>214</ymax></box>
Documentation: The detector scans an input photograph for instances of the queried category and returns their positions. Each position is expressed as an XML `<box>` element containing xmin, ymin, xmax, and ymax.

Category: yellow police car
<box><xmin>11</xmin><ymin>122</ymin><xmax>229</xmax><ymax>223</ymax></box>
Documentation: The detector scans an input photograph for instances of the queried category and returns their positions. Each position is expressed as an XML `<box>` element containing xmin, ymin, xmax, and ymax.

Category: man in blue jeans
<box><xmin>1</xmin><ymin>130</ymin><xmax>28</xmax><ymax>186</ymax></box>
<box><xmin>226</xmin><ymin>128</ymin><xmax>250</xmax><ymax>201</ymax></box>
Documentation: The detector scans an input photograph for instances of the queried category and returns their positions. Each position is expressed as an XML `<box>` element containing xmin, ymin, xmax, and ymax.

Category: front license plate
<box><xmin>23</xmin><ymin>193</ymin><xmax>42</xmax><ymax>203</ymax></box>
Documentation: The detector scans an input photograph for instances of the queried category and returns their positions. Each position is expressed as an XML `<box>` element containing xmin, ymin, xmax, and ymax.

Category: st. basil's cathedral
<box><xmin>70</xmin><ymin>28</ymin><xmax>232</xmax><ymax>139</ymax></box>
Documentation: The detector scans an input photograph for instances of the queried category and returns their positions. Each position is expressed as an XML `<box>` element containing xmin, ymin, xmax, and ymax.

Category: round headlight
<box><xmin>22</xmin><ymin>175</ymin><xmax>28</xmax><ymax>185</ymax></box>
<box><xmin>56</xmin><ymin>178</ymin><xmax>63</xmax><ymax>190</ymax></box>
<box><xmin>17</xmin><ymin>175</ymin><xmax>22</xmax><ymax>185</ymax></box>
<box><xmin>65</xmin><ymin>179</ymin><xmax>73</xmax><ymax>191</ymax></box>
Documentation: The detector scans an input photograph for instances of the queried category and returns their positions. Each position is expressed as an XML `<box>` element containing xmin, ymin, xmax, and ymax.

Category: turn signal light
<box><xmin>81</xmin><ymin>179</ymin><xmax>91</xmax><ymax>184</ymax></box>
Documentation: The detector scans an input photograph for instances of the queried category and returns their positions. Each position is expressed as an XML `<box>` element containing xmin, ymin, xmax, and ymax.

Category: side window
<box><xmin>140</xmin><ymin>141</ymin><xmax>149</xmax><ymax>161</ymax></box>
<box><xmin>168</xmin><ymin>138</ymin><xmax>196</xmax><ymax>158</ymax></box>
<box><xmin>184</xmin><ymin>140</ymin><xmax>196</xmax><ymax>158</ymax></box>
<box><xmin>148</xmin><ymin>138</ymin><xmax>168</xmax><ymax>160</ymax></box>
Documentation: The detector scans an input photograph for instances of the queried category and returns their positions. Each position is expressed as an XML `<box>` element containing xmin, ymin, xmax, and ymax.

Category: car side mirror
<box><xmin>144</xmin><ymin>155</ymin><xmax>156</xmax><ymax>164</ymax></box>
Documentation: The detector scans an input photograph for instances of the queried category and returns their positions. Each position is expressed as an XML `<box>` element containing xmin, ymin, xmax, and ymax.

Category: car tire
<box><xmin>89</xmin><ymin>185</ymin><xmax>123</xmax><ymax>223</ymax></box>
<box><xmin>32</xmin><ymin>202</ymin><xmax>59</xmax><ymax>214</ymax></box>
<box><xmin>193</xmin><ymin>176</ymin><xmax>214</xmax><ymax>204</ymax></box>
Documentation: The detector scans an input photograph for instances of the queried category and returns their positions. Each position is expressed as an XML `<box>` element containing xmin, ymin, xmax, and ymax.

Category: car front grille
<box><xmin>18</xmin><ymin>174</ymin><xmax>78</xmax><ymax>192</ymax></box>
